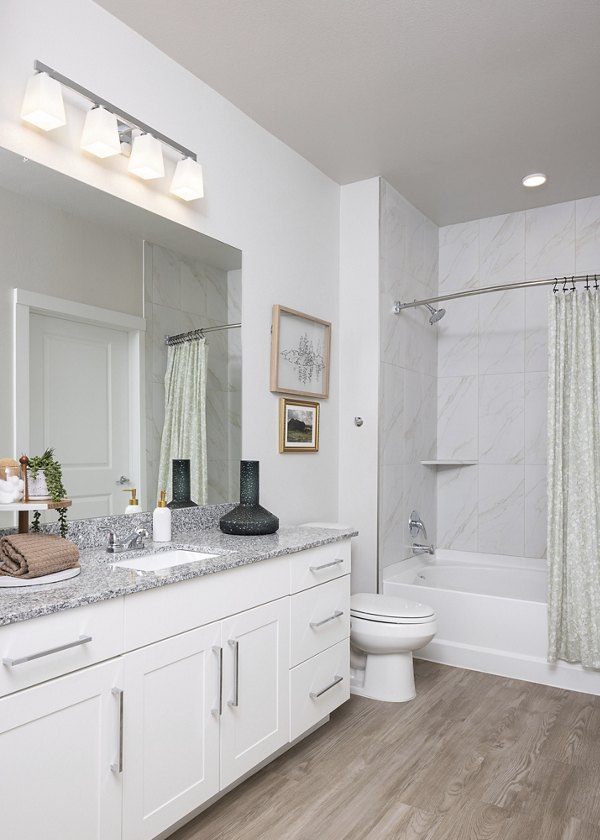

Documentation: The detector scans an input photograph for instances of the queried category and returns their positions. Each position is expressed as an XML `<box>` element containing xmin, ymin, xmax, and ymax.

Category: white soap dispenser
<box><xmin>123</xmin><ymin>488</ymin><xmax>142</xmax><ymax>514</ymax></box>
<box><xmin>153</xmin><ymin>490</ymin><xmax>172</xmax><ymax>542</ymax></box>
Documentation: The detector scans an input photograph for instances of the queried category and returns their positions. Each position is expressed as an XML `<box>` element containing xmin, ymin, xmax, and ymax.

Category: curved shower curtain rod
<box><xmin>393</xmin><ymin>273</ymin><xmax>599</xmax><ymax>313</ymax></box>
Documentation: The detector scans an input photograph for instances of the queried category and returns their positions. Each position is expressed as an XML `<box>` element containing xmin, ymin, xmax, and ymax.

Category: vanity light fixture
<box><xmin>128</xmin><ymin>133</ymin><xmax>165</xmax><ymax>180</ymax></box>
<box><xmin>20</xmin><ymin>71</ymin><xmax>66</xmax><ymax>131</ymax></box>
<box><xmin>522</xmin><ymin>173</ymin><xmax>547</xmax><ymax>188</ymax></box>
<box><xmin>170</xmin><ymin>157</ymin><xmax>204</xmax><ymax>200</ymax></box>
<box><xmin>21</xmin><ymin>61</ymin><xmax>204</xmax><ymax>200</ymax></box>
<box><xmin>80</xmin><ymin>105</ymin><xmax>121</xmax><ymax>158</ymax></box>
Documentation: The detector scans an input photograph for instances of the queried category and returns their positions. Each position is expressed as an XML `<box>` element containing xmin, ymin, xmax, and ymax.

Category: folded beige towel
<box><xmin>0</xmin><ymin>534</ymin><xmax>80</xmax><ymax>579</ymax></box>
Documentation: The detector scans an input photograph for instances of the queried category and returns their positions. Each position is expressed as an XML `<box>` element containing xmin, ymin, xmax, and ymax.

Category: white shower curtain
<box><xmin>548</xmin><ymin>289</ymin><xmax>600</xmax><ymax>668</ymax></box>
<box><xmin>157</xmin><ymin>338</ymin><xmax>208</xmax><ymax>506</ymax></box>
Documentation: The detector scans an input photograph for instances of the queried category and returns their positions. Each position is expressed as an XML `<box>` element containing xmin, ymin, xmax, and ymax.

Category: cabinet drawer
<box><xmin>289</xmin><ymin>540</ymin><xmax>351</xmax><ymax>594</ymax></box>
<box><xmin>290</xmin><ymin>639</ymin><xmax>349</xmax><ymax>742</ymax></box>
<box><xmin>0</xmin><ymin>598</ymin><xmax>124</xmax><ymax>698</ymax></box>
<box><xmin>290</xmin><ymin>575</ymin><xmax>350</xmax><ymax>667</ymax></box>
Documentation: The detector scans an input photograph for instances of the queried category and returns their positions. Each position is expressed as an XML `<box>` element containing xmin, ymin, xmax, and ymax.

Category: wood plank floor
<box><xmin>168</xmin><ymin>661</ymin><xmax>600</xmax><ymax>840</ymax></box>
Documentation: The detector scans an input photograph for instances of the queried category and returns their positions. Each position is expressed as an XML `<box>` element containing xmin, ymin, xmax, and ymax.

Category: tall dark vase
<box><xmin>167</xmin><ymin>459</ymin><xmax>198</xmax><ymax>509</ymax></box>
<box><xmin>219</xmin><ymin>461</ymin><xmax>279</xmax><ymax>536</ymax></box>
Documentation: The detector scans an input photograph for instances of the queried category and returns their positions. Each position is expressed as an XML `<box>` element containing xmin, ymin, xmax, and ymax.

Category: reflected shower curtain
<box><xmin>548</xmin><ymin>289</ymin><xmax>600</xmax><ymax>667</ymax></box>
<box><xmin>157</xmin><ymin>338</ymin><xmax>208</xmax><ymax>506</ymax></box>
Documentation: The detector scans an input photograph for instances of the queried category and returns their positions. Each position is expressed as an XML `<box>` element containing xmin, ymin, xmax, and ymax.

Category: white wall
<box><xmin>338</xmin><ymin>179</ymin><xmax>380</xmax><ymax>594</ymax></box>
<box><xmin>0</xmin><ymin>0</ymin><xmax>340</xmax><ymax>525</ymax></box>
<box><xmin>436</xmin><ymin>196</ymin><xmax>600</xmax><ymax>557</ymax></box>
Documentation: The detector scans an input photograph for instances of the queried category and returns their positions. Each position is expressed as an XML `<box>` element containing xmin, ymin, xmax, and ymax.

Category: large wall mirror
<box><xmin>0</xmin><ymin>147</ymin><xmax>242</xmax><ymax>525</ymax></box>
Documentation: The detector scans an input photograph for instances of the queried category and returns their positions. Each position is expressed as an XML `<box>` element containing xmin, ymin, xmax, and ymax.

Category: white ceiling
<box><xmin>95</xmin><ymin>0</ymin><xmax>600</xmax><ymax>225</ymax></box>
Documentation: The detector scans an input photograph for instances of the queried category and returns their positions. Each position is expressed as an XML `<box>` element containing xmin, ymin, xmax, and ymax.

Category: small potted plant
<box><xmin>28</xmin><ymin>448</ymin><xmax>69</xmax><ymax>538</ymax></box>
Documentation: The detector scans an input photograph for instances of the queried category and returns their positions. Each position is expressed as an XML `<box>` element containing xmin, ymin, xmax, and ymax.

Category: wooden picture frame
<box><xmin>270</xmin><ymin>305</ymin><xmax>331</xmax><ymax>399</ymax></box>
<box><xmin>279</xmin><ymin>398</ymin><xmax>320</xmax><ymax>453</ymax></box>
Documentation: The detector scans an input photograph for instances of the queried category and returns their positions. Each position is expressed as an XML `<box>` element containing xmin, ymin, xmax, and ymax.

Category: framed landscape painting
<box><xmin>270</xmin><ymin>305</ymin><xmax>331</xmax><ymax>399</ymax></box>
<box><xmin>279</xmin><ymin>398</ymin><xmax>320</xmax><ymax>453</ymax></box>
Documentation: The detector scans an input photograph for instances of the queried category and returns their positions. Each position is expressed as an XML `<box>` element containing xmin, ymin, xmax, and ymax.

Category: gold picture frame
<box><xmin>270</xmin><ymin>304</ymin><xmax>331</xmax><ymax>399</ymax></box>
<box><xmin>279</xmin><ymin>398</ymin><xmax>320</xmax><ymax>453</ymax></box>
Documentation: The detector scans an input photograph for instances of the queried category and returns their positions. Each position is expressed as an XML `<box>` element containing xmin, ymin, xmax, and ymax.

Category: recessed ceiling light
<box><xmin>522</xmin><ymin>173</ymin><xmax>547</xmax><ymax>188</ymax></box>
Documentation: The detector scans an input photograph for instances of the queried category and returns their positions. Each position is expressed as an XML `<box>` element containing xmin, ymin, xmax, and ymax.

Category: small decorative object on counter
<box><xmin>168</xmin><ymin>459</ymin><xmax>198</xmax><ymax>509</ymax></box>
<box><xmin>153</xmin><ymin>490</ymin><xmax>172</xmax><ymax>542</ymax></box>
<box><xmin>0</xmin><ymin>458</ymin><xmax>24</xmax><ymax>503</ymax></box>
<box><xmin>27</xmin><ymin>449</ymin><xmax>69</xmax><ymax>538</ymax></box>
<box><xmin>123</xmin><ymin>488</ymin><xmax>142</xmax><ymax>514</ymax></box>
<box><xmin>219</xmin><ymin>460</ymin><xmax>279</xmax><ymax>536</ymax></box>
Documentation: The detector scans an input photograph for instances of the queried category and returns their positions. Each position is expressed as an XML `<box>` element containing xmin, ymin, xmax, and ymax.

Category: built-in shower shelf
<box><xmin>420</xmin><ymin>460</ymin><xmax>478</xmax><ymax>466</ymax></box>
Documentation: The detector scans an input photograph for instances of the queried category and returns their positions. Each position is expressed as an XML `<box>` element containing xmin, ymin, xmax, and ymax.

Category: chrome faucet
<box><xmin>408</xmin><ymin>510</ymin><xmax>434</xmax><ymax>556</ymax></box>
<box><xmin>412</xmin><ymin>542</ymin><xmax>435</xmax><ymax>555</ymax></box>
<box><xmin>102</xmin><ymin>527</ymin><xmax>149</xmax><ymax>554</ymax></box>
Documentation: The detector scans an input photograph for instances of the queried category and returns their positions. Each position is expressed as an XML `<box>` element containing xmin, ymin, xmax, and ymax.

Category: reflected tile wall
<box><xmin>379</xmin><ymin>180</ymin><xmax>438</xmax><ymax>573</ymax></box>
<box><xmin>435</xmin><ymin>196</ymin><xmax>598</xmax><ymax>559</ymax></box>
<box><xmin>144</xmin><ymin>243</ymin><xmax>240</xmax><ymax>506</ymax></box>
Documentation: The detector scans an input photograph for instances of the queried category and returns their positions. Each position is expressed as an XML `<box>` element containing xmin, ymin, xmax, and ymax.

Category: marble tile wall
<box><xmin>436</xmin><ymin>197</ymin><xmax>600</xmax><ymax>558</ymax></box>
<box><xmin>378</xmin><ymin>179</ymin><xmax>439</xmax><ymax>580</ymax></box>
<box><xmin>144</xmin><ymin>244</ymin><xmax>241</xmax><ymax>507</ymax></box>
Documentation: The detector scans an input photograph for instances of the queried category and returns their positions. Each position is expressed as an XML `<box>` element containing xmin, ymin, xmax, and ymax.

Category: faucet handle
<box><xmin>101</xmin><ymin>527</ymin><xmax>117</xmax><ymax>546</ymax></box>
<box><xmin>408</xmin><ymin>510</ymin><xmax>428</xmax><ymax>540</ymax></box>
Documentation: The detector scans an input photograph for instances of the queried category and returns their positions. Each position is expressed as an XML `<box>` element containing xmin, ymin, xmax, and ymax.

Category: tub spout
<box><xmin>412</xmin><ymin>542</ymin><xmax>434</xmax><ymax>556</ymax></box>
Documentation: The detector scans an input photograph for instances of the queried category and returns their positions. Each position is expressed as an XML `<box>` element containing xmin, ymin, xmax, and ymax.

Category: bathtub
<box><xmin>383</xmin><ymin>549</ymin><xmax>600</xmax><ymax>695</ymax></box>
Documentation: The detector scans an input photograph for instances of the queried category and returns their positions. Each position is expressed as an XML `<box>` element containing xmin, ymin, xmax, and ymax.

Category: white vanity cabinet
<box><xmin>122</xmin><ymin>597</ymin><xmax>290</xmax><ymax>840</ymax></box>
<box><xmin>0</xmin><ymin>657</ymin><xmax>123</xmax><ymax>840</ymax></box>
<box><xmin>0</xmin><ymin>536</ymin><xmax>352</xmax><ymax>840</ymax></box>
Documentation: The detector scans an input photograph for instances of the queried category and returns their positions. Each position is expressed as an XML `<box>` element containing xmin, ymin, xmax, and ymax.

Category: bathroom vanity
<box><xmin>0</xmin><ymin>526</ymin><xmax>353</xmax><ymax>840</ymax></box>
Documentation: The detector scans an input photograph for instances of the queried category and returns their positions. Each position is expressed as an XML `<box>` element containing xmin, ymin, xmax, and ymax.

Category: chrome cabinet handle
<box><xmin>309</xmin><ymin>558</ymin><xmax>344</xmax><ymax>572</ymax></box>
<box><xmin>111</xmin><ymin>688</ymin><xmax>124</xmax><ymax>774</ymax></box>
<box><xmin>310</xmin><ymin>610</ymin><xmax>344</xmax><ymax>629</ymax></box>
<box><xmin>227</xmin><ymin>639</ymin><xmax>239</xmax><ymax>708</ymax></box>
<box><xmin>310</xmin><ymin>674</ymin><xmax>343</xmax><ymax>700</ymax></box>
<box><xmin>211</xmin><ymin>646</ymin><xmax>223</xmax><ymax>716</ymax></box>
<box><xmin>2</xmin><ymin>634</ymin><xmax>93</xmax><ymax>667</ymax></box>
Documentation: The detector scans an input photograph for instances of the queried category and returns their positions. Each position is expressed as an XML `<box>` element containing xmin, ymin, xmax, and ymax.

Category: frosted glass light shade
<box><xmin>170</xmin><ymin>157</ymin><xmax>204</xmax><ymax>201</ymax></box>
<box><xmin>80</xmin><ymin>106</ymin><xmax>120</xmax><ymax>158</ymax></box>
<box><xmin>128</xmin><ymin>134</ymin><xmax>164</xmax><ymax>180</ymax></box>
<box><xmin>21</xmin><ymin>72</ymin><xmax>66</xmax><ymax>131</ymax></box>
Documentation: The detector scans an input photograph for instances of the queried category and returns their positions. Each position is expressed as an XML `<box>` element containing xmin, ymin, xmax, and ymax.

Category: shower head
<box><xmin>425</xmin><ymin>303</ymin><xmax>446</xmax><ymax>324</ymax></box>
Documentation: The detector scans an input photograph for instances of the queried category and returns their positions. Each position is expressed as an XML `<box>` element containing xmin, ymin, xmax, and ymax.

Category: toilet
<box><xmin>350</xmin><ymin>593</ymin><xmax>437</xmax><ymax>702</ymax></box>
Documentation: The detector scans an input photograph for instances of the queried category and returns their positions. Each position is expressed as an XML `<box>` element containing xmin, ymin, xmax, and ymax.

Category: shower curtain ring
<box><xmin>553</xmin><ymin>278</ymin><xmax>558</xmax><ymax>294</ymax></box>
<box><xmin>571</xmin><ymin>276</ymin><xmax>576</xmax><ymax>292</ymax></box>
<box><xmin>586</xmin><ymin>275</ymin><xmax>590</xmax><ymax>290</ymax></box>
<box><xmin>562</xmin><ymin>277</ymin><xmax>568</xmax><ymax>293</ymax></box>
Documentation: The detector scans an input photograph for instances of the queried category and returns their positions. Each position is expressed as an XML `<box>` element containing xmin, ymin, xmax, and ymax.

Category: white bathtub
<box><xmin>383</xmin><ymin>549</ymin><xmax>600</xmax><ymax>695</ymax></box>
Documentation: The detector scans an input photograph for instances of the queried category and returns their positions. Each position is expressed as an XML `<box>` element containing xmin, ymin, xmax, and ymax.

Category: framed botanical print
<box><xmin>270</xmin><ymin>305</ymin><xmax>331</xmax><ymax>399</ymax></box>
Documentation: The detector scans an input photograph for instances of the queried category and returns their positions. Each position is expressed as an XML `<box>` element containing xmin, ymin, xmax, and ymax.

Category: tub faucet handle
<box><xmin>409</xmin><ymin>510</ymin><xmax>428</xmax><ymax>540</ymax></box>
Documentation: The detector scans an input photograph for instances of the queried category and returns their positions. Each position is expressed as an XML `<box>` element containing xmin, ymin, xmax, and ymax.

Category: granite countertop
<box><xmin>0</xmin><ymin>525</ymin><xmax>357</xmax><ymax>627</ymax></box>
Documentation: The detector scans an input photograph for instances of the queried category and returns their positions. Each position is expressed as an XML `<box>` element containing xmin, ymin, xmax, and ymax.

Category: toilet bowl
<box><xmin>350</xmin><ymin>593</ymin><xmax>437</xmax><ymax>702</ymax></box>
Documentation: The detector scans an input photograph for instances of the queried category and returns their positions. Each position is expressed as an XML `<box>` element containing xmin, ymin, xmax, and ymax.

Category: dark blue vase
<box><xmin>219</xmin><ymin>461</ymin><xmax>279</xmax><ymax>536</ymax></box>
<box><xmin>167</xmin><ymin>459</ymin><xmax>198</xmax><ymax>509</ymax></box>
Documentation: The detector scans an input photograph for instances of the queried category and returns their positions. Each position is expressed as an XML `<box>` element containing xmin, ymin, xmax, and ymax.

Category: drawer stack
<box><xmin>288</xmin><ymin>540</ymin><xmax>351</xmax><ymax>740</ymax></box>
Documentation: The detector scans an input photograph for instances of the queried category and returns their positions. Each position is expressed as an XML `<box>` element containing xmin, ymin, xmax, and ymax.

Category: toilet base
<box><xmin>350</xmin><ymin>651</ymin><xmax>416</xmax><ymax>703</ymax></box>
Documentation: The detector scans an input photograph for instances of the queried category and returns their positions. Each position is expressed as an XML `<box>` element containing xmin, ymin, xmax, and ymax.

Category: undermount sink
<box><xmin>111</xmin><ymin>550</ymin><xmax>219</xmax><ymax>573</ymax></box>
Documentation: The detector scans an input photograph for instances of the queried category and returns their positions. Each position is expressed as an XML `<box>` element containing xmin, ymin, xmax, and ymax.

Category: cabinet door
<box><xmin>122</xmin><ymin>621</ymin><xmax>221</xmax><ymax>840</ymax></box>
<box><xmin>0</xmin><ymin>658</ymin><xmax>123</xmax><ymax>840</ymax></box>
<box><xmin>220</xmin><ymin>597</ymin><xmax>290</xmax><ymax>789</ymax></box>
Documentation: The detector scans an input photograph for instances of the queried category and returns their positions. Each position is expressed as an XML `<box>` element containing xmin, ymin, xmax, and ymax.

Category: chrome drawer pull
<box><xmin>309</xmin><ymin>558</ymin><xmax>344</xmax><ymax>572</ymax></box>
<box><xmin>310</xmin><ymin>674</ymin><xmax>343</xmax><ymax>700</ymax></box>
<box><xmin>211</xmin><ymin>646</ymin><xmax>223</xmax><ymax>716</ymax></box>
<box><xmin>227</xmin><ymin>639</ymin><xmax>239</xmax><ymax>708</ymax></box>
<box><xmin>310</xmin><ymin>610</ymin><xmax>344</xmax><ymax>629</ymax></box>
<box><xmin>2</xmin><ymin>634</ymin><xmax>93</xmax><ymax>667</ymax></box>
<box><xmin>110</xmin><ymin>688</ymin><xmax>124</xmax><ymax>774</ymax></box>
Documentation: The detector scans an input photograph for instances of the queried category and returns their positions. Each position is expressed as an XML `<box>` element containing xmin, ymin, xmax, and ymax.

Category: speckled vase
<box><xmin>167</xmin><ymin>459</ymin><xmax>198</xmax><ymax>509</ymax></box>
<box><xmin>219</xmin><ymin>460</ymin><xmax>279</xmax><ymax>536</ymax></box>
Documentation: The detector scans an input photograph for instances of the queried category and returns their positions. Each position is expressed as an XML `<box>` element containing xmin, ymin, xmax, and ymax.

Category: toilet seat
<box><xmin>350</xmin><ymin>593</ymin><xmax>435</xmax><ymax>625</ymax></box>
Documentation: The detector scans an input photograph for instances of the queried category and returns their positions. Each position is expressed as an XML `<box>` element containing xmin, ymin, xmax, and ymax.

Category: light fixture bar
<box><xmin>33</xmin><ymin>60</ymin><xmax>196</xmax><ymax>161</ymax></box>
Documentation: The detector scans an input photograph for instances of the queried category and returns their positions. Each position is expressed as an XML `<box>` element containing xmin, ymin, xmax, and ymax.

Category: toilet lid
<box><xmin>350</xmin><ymin>593</ymin><xmax>435</xmax><ymax>623</ymax></box>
